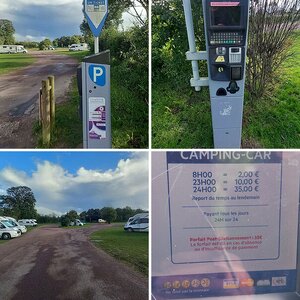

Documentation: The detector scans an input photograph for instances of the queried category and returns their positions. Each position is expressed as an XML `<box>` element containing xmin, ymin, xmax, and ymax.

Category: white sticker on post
<box><xmin>88</xmin><ymin>97</ymin><xmax>106</xmax><ymax>140</ymax></box>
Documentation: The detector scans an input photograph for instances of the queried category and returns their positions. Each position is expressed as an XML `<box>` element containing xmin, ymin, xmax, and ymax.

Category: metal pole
<box><xmin>94</xmin><ymin>36</ymin><xmax>99</xmax><ymax>54</ymax></box>
<box><xmin>183</xmin><ymin>0</ymin><xmax>201</xmax><ymax>91</ymax></box>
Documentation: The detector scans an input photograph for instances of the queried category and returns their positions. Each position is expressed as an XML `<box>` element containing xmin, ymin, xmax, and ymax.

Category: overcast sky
<box><xmin>0</xmin><ymin>0</ymin><xmax>144</xmax><ymax>42</ymax></box>
<box><xmin>0</xmin><ymin>151</ymin><xmax>148</xmax><ymax>216</ymax></box>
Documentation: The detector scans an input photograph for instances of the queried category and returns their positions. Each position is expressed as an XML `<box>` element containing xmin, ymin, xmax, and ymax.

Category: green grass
<box><xmin>242</xmin><ymin>32</ymin><xmax>300</xmax><ymax>148</ymax></box>
<box><xmin>90</xmin><ymin>224</ymin><xmax>148</xmax><ymax>276</ymax></box>
<box><xmin>152</xmin><ymin>31</ymin><xmax>300</xmax><ymax>148</ymax></box>
<box><xmin>0</xmin><ymin>53</ymin><xmax>36</xmax><ymax>74</ymax></box>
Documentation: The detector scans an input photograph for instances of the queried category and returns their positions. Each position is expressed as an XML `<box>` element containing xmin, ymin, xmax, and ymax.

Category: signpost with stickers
<box><xmin>152</xmin><ymin>151</ymin><xmax>300</xmax><ymax>299</ymax></box>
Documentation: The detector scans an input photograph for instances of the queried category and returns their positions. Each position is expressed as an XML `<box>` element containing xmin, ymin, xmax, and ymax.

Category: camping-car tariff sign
<box><xmin>152</xmin><ymin>151</ymin><xmax>300</xmax><ymax>299</ymax></box>
<box><xmin>83</xmin><ymin>0</ymin><xmax>108</xmax><ymax>37</ymax></box>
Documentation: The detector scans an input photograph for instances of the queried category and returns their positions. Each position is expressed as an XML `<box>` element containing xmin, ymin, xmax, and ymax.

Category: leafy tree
<box><xmin>38</xmin><ymin>38</ymin><xmax>52</xmax><ymax>50</ymax></box>
<box><xmin>247</xmin><ymin>0</ymin><xmax>300</xmax><ymax>99</ymax></box>
<box><xmin>0</xmin><ymin>186</ymin><xmax>37</xmax><ymax>219</ymax></box>
<box><xmin>65</xmin><ymin>210</ymin><xmax>78</xmax><ymax>221</ymax></box>
<box><xmin>100</xmin><ymin>207</ymin><xmax>117</xmax><ymax>224</ymax></box>
<box><xmin>61</xmin><ymin>215</ymin><xmax>70</xmax><ymax>227</ymax></box>
<box><xmin>0</xmin><ymin>19</ymin><xmax>15</xmax><ymax>44</ymax></box>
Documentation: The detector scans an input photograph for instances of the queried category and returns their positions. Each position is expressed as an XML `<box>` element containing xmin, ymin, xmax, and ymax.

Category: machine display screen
<box><xmin>211</xmin><ymin>5</ymin><xmax>241</xmax><ymax>27</ymax></box>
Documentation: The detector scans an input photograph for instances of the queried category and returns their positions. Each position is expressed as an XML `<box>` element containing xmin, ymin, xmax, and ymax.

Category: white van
<box><xmin>1</xmin><ymin>216</ymin><xmax>27</xmax><ymax>234</ymax></box>
<box><xmin>124</xmin><ymin>213</ymin><xmax>149</xmax><ymax>232</ymax></box>
<box><xmin>69</xmin><ymin>43</ymin><xmax>88</xmax><ymax>51</ymax></box>
<box><xmin>70</xmin><ymin>219</ymin><xmax>83</xmax><ymax>226</ymax></box>
<box><xmin>0</xmin><ymin>45</ymin><xmax>28</xmax><ymax>54</ymax></box>
<box><xmin>0</xmin><ymin>220</ymin><xmax>21</xmax><ymax>239</ymax></box>
<box><xmin>18</xmin><ymin>219</ymin><xmax>37</xmax><ymax>227</ymax></box>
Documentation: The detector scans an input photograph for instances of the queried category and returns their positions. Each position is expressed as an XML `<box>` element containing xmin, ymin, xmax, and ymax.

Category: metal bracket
<box><xmin>186</xmin><ymin>51</ymin><xmax>208</xmax><ymax>61</ymax></box>
<box><xmin>190</xmin><ymin>77</ymin><xmax>209</xmax><ymax>87</ymax></box>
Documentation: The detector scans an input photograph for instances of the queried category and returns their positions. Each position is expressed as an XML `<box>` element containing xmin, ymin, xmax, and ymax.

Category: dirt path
<box><xmin>0</xmin><ymin>224</ymin><xmax>148</xmax><ymax>300</ymax></box>
<box><xmin>0</xmin><ymin>51</ymin><xmax>79</xmax><ymax>148</ymax></box>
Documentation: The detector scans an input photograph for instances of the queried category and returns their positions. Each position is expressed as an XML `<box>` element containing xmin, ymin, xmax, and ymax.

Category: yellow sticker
<box><xmin>215</xmin><ymin>56</ymin><xmax>225</xmax><ymax>62</ymax></box>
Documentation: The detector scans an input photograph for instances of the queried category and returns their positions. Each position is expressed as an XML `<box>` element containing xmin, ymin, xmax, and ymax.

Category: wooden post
<box><xmin>39</xmin><ymin>88</ymin><xmax>42</xmax><ymax>125</ymax></box>
<box><xmin>41</xmin><ymin>79</ymin><xmax>51</xmax><ymax>146</ymax></box>
<box><xmin>48</xmin><ymin>76</ymin><xmax>55</xmax><ymax>129</ymax></box>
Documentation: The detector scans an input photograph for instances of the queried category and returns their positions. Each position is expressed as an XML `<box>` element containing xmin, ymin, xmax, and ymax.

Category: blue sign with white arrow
<box><xmin>83</xmin><ymin>0</ymin><xmax>108</xmax><ymax>37</ymax></box>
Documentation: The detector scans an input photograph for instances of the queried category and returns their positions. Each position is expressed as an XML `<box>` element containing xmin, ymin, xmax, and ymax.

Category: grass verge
<box><xmin>0</xmin><ymin>53</ymin><xmax>36</xmax><ymax>75</ymax></box>
<box><xmin>152</xmin><ymin>31</ymin><xmax>300</xmax><ymax>148</ymax></box>
<box><xmin>90</xmin><ymin>224</ymin><xmax>148</xmax><ymax>276</ymax></box>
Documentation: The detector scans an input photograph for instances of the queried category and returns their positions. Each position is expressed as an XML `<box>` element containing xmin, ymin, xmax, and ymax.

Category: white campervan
<box><xmin>124</xmin><ymin>213</ymin><xmax>149</xmax><ymax>232</ymax></box>
<box><xmin>0</xmin><ymin>45</ymin><xmax>28</xmax><ymax>54</ymax></box>
<box><xmin>0</xmin><ymin>219</ymin><xmax>21</xmax><ymax>240</ymax></box>
<box><xmin>69</xmin><ymin>43</ymin><xmax>88</xmax><ymax>51</ymax></box>
<box><xmin>18</xmin><ymin>219</ymin><xmax>37</xmax><ymax>227</ymax></box>
<box><xmin>1</xmin><ymin>216</ymin><xmax>27</xmax><ymax>234</ymax></box>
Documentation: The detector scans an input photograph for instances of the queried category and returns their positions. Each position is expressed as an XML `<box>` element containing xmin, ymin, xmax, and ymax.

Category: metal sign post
<box><xmin>183</xmin><ymin>0</ymin><xmax>250</xmax><ymax>149</ymax></box>
<box><xmin>80</xmin><ymin>0</ymin><xmax>111</xmax><ymax>148</ymax></box>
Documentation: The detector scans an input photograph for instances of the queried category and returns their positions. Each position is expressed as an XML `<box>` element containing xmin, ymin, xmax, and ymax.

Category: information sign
<box><xmin>83</xmin><ymin>0</ymin><xmax>108</xmax><ymax>37</ymax></box>
<box><xmin>152</xmin><ymin>151</ymin><xmax>300</xmax><ymax>299</ymax></box>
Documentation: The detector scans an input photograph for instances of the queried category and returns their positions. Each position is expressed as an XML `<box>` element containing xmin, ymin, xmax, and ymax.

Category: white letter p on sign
<box><xmin>93</xmin><ymin>67</ymin><xmax>103</xmax><ymax>82</ymax></box>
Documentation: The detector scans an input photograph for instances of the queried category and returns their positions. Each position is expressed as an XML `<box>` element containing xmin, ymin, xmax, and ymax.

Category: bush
<box><xmin>60</xmin><ymin>216</ymin><xmax>70</xmax><ymax>227</ymax></box>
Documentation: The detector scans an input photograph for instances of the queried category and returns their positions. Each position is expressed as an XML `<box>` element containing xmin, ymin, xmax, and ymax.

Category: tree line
<box><xmin>0</xmin><ymin>186</ymin><xmax>147</xmax><ymax>225</ymax></box>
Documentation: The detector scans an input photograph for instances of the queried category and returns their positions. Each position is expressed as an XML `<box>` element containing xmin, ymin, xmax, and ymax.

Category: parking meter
<box><xmin>81</xmin><ymin>50</ymin><xmax>111</xmax><ymax>148</ymax></box>
<box><xmin>183</xmin><ymin>0</ymin><xmax>250</xmax><ymax>148</ymax></box>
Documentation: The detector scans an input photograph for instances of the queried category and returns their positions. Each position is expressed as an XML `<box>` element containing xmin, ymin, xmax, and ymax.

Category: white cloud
<box><xmin>0</xmin><ymin>153</ymin><xmax>149</xmax><ymax>215</ymax></box>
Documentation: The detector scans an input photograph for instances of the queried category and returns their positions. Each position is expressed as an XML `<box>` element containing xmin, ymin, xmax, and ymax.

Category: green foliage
<box><xmin>65</xmin><ymin>210</ymin><xmax>79</xmax><ymax>221</ymax></box>
<box><xmin>37</xmin><ymin>214</ymin><xmax>60</xmax><ymax>224</ymax></box>
<box><xmin>0</xmin><ymin>186</ymin><xmax>37</xmax><ymax>219</ymax></box>
<box><xmin>0</xmin><ymin>19</ymin><xmax>15</xmax><ymax>44</ymax></box>
<box><xmin>17</xmin><ymin>41</ymin><xmax>39</xmax><ymax>49</ymax></box>
<box><xmin>53</xmin><ymin>35</ymin><xmax>85</xmax><ymax>47</ymax></box>
<box><xmin>61</xmin><ymin>215</ymin><xmax>70</xmax><ymax>227</ymax></box>
<box><xmin>152</xmin><ymin>0</ymin><xmax>206</xmax><ymax>88</ymax></box>
<box><xmin>100</xmin><ymin>207</ymin><xmax>117</xmax><ymax>224</ymax></box>
<box><xmin>90</xmin><ymin>224</ymin><xmax>148</xmax><ymax>275</ymax></box>
<box><xmin>38</xmin><ymin>38</ymin><xmax>52</xmax><ymax>50</ymax></box>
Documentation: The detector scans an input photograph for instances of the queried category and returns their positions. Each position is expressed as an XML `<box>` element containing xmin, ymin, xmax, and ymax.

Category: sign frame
<box><xmin>152</xmin><ymin>151</ymin><xmax>300</xmax><ymax>300</ymax></box>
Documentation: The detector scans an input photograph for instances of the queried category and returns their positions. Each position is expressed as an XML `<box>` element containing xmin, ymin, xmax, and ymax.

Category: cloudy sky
<box><xmin>0</xmin><ymin>0</ymin><xmax>144</xmax><ymax>42</ymax></box>
<box><xmin>0</xmin><ymin>151</ymin><xmax>148</xmax><ymax>216</ymax></box>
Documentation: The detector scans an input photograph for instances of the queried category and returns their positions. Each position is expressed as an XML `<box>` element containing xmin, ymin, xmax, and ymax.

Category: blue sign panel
<box><xmin>88</xmin><ymin>65</ymin><xmax>106</xmax><ymax>86</ymax></box>
<box><xmin>84</xmin><ymin>0</ymin><xmax>108</xmax><ymax>37</ymax></box>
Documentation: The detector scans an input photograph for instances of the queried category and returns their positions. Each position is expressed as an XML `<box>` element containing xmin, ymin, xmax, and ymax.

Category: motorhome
<box><xmin>0</xmin><ymin>45</ymin><xmax>28</xmax><ymax>54</ymax></box>
<box><xmin>124</xmin><ymin>213</ymin><xmax>149</xmax><ymax>232</ymax></box>
<box><xmin>1</xmin><ymin>216</ymin><xmax>27</xmax><ymax>234</ymax></box>
<box><xmin>18</xmin><ymin>219</ymin><xmax>37</xmax><ymax>227</ymax></box>
<box><xmin>0</xmin><ymin>219</ymin><xmax>21</xmax><ymax>239</ymax></box>
<box><xmin>69</xmin><ymin>43</ymin><xmax>88</xmax><ymax>51</ymax></box>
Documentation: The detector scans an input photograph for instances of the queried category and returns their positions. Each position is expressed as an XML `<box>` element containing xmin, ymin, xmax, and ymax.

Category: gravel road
<box><xmin>0</xmin><ymin>51</ymin><xmax>79</xmax><ymax>148</ymax></box>
<box><xmin>0</xmin><ymin>224</ymin><xmax>148</xmax><ymax>300</ymax></box>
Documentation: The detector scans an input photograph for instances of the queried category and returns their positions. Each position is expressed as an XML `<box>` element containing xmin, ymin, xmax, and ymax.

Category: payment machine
<box><xmin>183</xmin><ymin>0</ymin><xmax>250</xmax><ymax>148</ymax></box>
<box><xmin>80</xmin><ymin>51</ymin><xmax>111</xmax><ymax>149</ymax></box>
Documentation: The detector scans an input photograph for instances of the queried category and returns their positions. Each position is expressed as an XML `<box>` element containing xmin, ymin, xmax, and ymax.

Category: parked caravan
<box><xmin>69</xmin><ymin>43</ymin><xmax>88</xmax><ymax>51</ymax></box>
<box><xmin>124</xmin><ymin>213</ymin><xmax>149</xmax><ymax>232</ymax></box>
<box><xmin>1</xmin><ymin>216</ymin><xmax>27</xmax><ymax>234</ymax></box>
<box><xmin>18</xmin><ymin>219</ymin><xmax>37</xmax><ymax>227</ymax></box>
<box><xmin>0</xmin><ymin>45</ymin><xmax>28</xmax><ymax>54</ymax></box>
<box><xmin>0</xmin><ymin>219</ymin><xmax>21</xmax><ymax>239</ymax></box>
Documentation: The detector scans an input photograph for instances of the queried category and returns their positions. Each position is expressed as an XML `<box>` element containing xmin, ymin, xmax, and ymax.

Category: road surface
<box><xmin>0</xmin><ymin>51</ymin><xmax>79</xmax><ymax>148</ymax></box>
<box><xmin>0</xmin><ymin>224</ymin><xmax>148</xmax><ymax>300</ymax></box>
